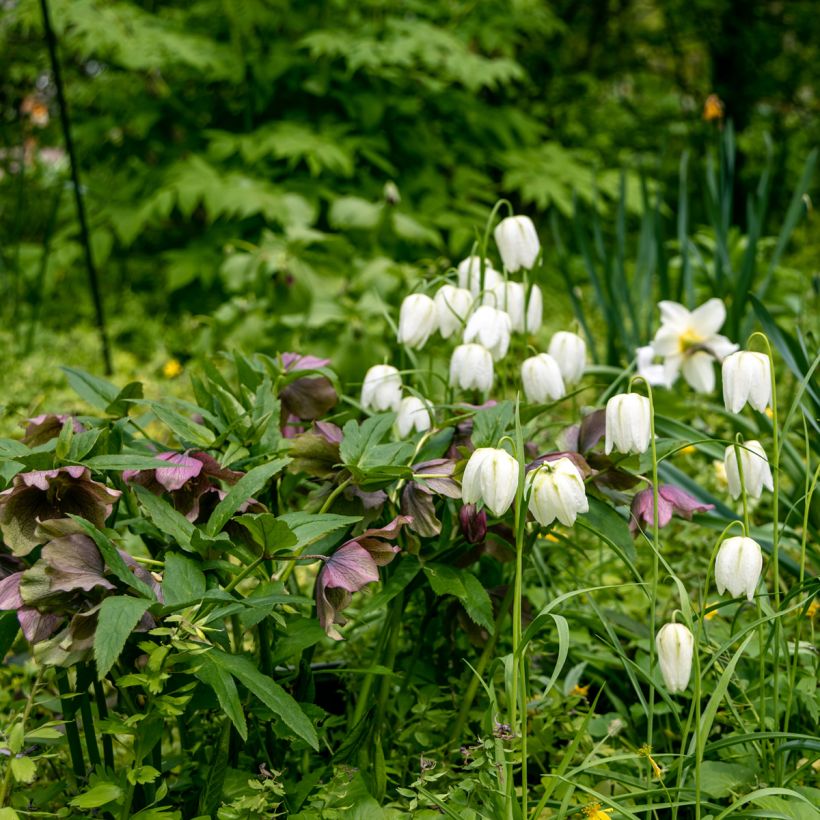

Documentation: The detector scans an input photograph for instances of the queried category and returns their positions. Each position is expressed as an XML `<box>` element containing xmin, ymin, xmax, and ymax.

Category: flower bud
<box><xmin>521</xmin><ymin>354</ymin><xmax>565</xmax><ymax>403</ymax></box>
<box><xmin>604</xmin><ymin>393</ymin><xmax>651</xmax><ymax>455</ymax></box>
<box><xmin>715</xmin><ymin>536</ymin><xmax>763</xmax><ymax>601</ymax></box>
<box><xmin>548</xmin><ymin>332</ymin><xmax>586</xmax><ymax>385</ymax></box>
<box><xmin>485</xmin><ymin>281</ymin><xmax>526</xmax><ymax>332</ymax></box>
<box><xmin>397</xmin><ymin>293</ymin><xmax>438</xmax><ymax>349</ymax></box>
<box><xmin>722</xmin><ymin>351</ymin><xmax>772</xmax><ymax>413</ymax></box>
<box><xmin>463</xmin><ymin>305</ymin><xmax>512</xmax><ymax>361</ymax></box>
<box><xmin>457</xmin><ymin>256</ymin><xmax>501</xmax><ymax>297</ymax></box>
<box><xmin>724</xmin><ymin>441</ymin><xmax>773</xmax><ymax>500</ymax></box>
<box><xmin>656</xmin><ymin>623</ymin><xmax>694</xmax><ymax>694</ymax></box>
<box><xmin>395</xmin><ymin>396</ymin><xmax>432</xmax><ymax>438</ymax></box>
<box><xmin>526</xmin><ymin>285</ymin><xmax>543</xmax><ymax>333</ymax></box>
<box><xmin>494</xmin><ymin>215</ymin><xmax>540</xmax><ymax>272</ymax></box>
<box><xmin>459</xmin><ymin>503</ymin><xmax>487</xmax><ymax>543</ymax></box>
<box><xmin>526</xmin><ymin>457</ymin><xmax>588</xmax><ymax>526</ymax></box>
<box><xmin>434</xmin><ymin>285</ymin><xmax>473</xmax><ymax>339</ymax></box>
<box><xmin>361</xmin><ymin>365</ymin><xmax>402</xmax><ymax>413</ymax></box>
<box><xmin>461</xmin><ymin>447</ymin><xmax>519</xmax><ymax>517</ymax></box>
<box><xmin>450</xmin><ymin>344</ymin><xmax>494</xmax><ymax>392</ymax></box>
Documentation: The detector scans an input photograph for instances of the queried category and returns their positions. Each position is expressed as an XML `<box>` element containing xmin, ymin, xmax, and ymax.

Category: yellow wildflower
<box><xmin>713</xmin><ymin>460</ymin><xmax>728</xmax><ymax>487</ymax></box>
<box><xmin>764</xmin><ymin>407</ymin><xmax>774</xmax><ymax>419</ymax></box>
<box><xmin>807</xmin><ymin>600</ymin><xmax>819</xmax><ymax>619</ymax></box>
<box><xmin>703</xmin><ymin>602</ymin><xmax>720</xmax><ymax>621</ymax></box>
<box><xmin>583</xmin><ymin>804</ymin><xmax>613</xmax><ymax>819</ymax></box>
<box><xmin>639</xmin><ymin>744</ymin><xmax>664</xmax><ymax>779</ymax></box>
<box><xmin>571</xmin><ymin>683</ymin><xmax>590</xmax><ymax>698</ymax></box>
<box><xmin>703</xmin><ymin>94</ymin><xmax>724</xmax><ymax>122</ymax></box>
<box><xmin>680</xmin><ymin>445</ymin><xmax>696</xmax><ymax>456</ymax></box>
<box><xmin>163</xmin><ymin>358</ymin><xmax>183</xmax><ymax>379</ymax></box>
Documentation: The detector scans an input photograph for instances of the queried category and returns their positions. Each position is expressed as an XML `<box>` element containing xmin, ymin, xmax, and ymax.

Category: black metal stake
<box><xmin>40</xmin><ymin>0</ymin><xmax>112</xmax><ymax>374</ymax></box>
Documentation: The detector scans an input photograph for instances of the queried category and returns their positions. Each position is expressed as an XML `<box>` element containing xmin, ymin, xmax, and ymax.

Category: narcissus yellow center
<box><xmin>678</xmin><ymin>327</ymin><xmax>704</xmax><ymax>352</ymax></box>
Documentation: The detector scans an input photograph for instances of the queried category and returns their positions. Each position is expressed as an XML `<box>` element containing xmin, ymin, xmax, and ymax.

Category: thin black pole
<box><xmin>40</xmin><ymin>0</ymin><xmax>112</xmax><ymax>374</ymax></box>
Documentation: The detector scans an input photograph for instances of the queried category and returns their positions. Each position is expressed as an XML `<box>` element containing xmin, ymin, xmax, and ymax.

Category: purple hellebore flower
<box><xmin>459</xmin><ymin>504</ymin><xmax>487</xmax><ymax>544</ymax></box>
<box><xmin>22</xmin><ymin>414</ymin><xmax>85</xmax><ymax>446</ymax></box>
<box><xmin>287</xmin><ymin>422</ymin><xmax>343</xmax><ymax>478</ymax></box>
<box><xmin>401</xmin><ymin>459</ymin><xmax>461</xmax><ymax>537</ymax></box>
<box><xmin>316</xmin><ymin>515</ymin><xmax>411</xmax><ymax>640</ymax></box>
<box><xmin>279</xmin><ymin>352</ymin><xmax>338</xmax><ymax>427</ymax></box>
<box><xmin>629</xmin><ymin>484</ymin><xmax>714</xmax><ymax>535</ymax></box>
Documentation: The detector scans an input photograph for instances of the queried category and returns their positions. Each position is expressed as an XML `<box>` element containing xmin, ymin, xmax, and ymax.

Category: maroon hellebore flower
<box><xmin>459</xmin><ymin>504</ymin><xmax>487</xmax><ymax>544</ymax></box>
<box><xmin>316</xmin><ymin>515</ymin><xmax>411</xmax><ymax>640</ymax></box>
<box><xmin>279</xmin><ymin>353</ymin><xmax>338</xmax><ymax>427</ymax></box>
<box><xmin>401</xmin><ymin>459</ymin><xmax>461</xmax><ymax>537</ymax></box>
<box><xmin>22</xmin><ymin>414</ymin><xmax>85</xmax><ymax>446</ymax></box>
<box><xmin>629</xmin><ymin>484</ymin><xmax>714</xmax><ymax>535</ymax></box>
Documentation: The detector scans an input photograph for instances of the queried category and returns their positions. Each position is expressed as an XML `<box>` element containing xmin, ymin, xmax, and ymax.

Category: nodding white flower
<box><xmin>649</xmin><ymin>299</ymin><xmax>738</xmax><ymax>392</ymax></box>
<box><xmin>722</xmin><ymin>351</ymin><xmax>772</xmax><ymax>413</ymax></box>
<box><xmin>521</xmin><ymin>354</ymin><xmax>565</xmax><ymax>403</ymax></box>
<box><xmin>715</xmin><ymin>536</ymin><xmax>763</xmax><ymax>601</ymax></box>
<box><xmin>526</xmin><ymin>285</ymin><xmax>543</xmax><ymax>333</ymax></box>
<box><xmin>462</xmin><ymin>447</ymin><xmax>519</xmax><ymax>517</ymax></box>
<box><xmin>604</xmin><ymin>393</ymin><xmax>651</xmax><ymax>455</ymax></box>
<box><xmin>463</xmin><ymin>305</ymin><xmax>512</xmax><ymax>361</ymax></box>
<box><xmin>395</xmin><ymin>396</ymin><xmax>432</xmax><ymax>438</ymax></box>
<box><xmin>450</xmin><ymin>344</ymin><xmax>494</xmax><ymax>392</ymax></box>
<box><xmin>457</xmin><ymin>256</ymin><xmax>502</xmax><ymax>297</ymax></box>
<box><xmin>656</xmin><ymin>623</ymin><xmax>694</xmax><ymax>694</ymax></box>
<box><xmin>494</xmin><ymin>215</ymin><xmax>540</xmax><ymax>272</ymax></box>
<box><xmin>636</xmin><ymin>345</ymin><xmax>674</xmax><ymax>389</ymax></box>
<box><xmin>361</xmin><ymin>365</ymin><xmax>402</xmax><ymax>413</ymax></box>
<box><xmin>527</xmin><ymin>457</ymin><xmax>588</xmax><ymax>526</ymax></box>
<box><xmin>724</xmin><ymin>441</ymin><xmax>773</xmax><ymax>500</ymax></box>
<box><xmin>548</xmin><ymin>331</ymin><xmax>586</xmax><ymax>385</ymax></box>
<box><xmin>434</xmin><ymin>285</ymin><xmax>473</xmax><ymax>339</ymax></box>
<box><xmin>485</xmin><ymin>281</ymin><xmax>526</xmax><ymax>332</ymax></box>
<box><xmin>397</xmin><ymin>293</ymin><xmax>438</xmax><ymax>349</ymax></box>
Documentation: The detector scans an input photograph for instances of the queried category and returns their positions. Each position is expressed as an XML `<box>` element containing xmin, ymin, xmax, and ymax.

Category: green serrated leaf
<box><xmin>162</xmin><ymin>553</ymin><xmax>206</xmax><ymax>606</ymax></box>
<box><xmin>94</xmin><ymin>596</ymin><xmax>152</xmax><ymax>679</ymax></box>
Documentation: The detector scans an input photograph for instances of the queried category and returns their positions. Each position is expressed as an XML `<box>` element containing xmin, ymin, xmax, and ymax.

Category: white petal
<box><xmin>689</xmin><ymin>298</ymin><xmax>726</xmax><ymax>337</ymax></box>
<box><xmin>682</xmin><ymin>351</ymin><xmax>715</xmax><ymax>393</ymax></box>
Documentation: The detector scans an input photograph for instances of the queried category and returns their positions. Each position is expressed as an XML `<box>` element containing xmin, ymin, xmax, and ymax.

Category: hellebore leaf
<box><xmin>162</xmin><ymin>553</ymin><xmax>206</xmax><ymax>606</ymax></box>
<box><xmin>133</xmin><ymin>486</ymin><xmax>195</xmax><ymax>550</ymax></box>
<box><xmin>423</xmin><ymin>564</ymin><xmax>494</xmax><ymax>634</ymax></box>
<box><xmin>105</xmin><ymin>381</ymin><xmax>144</xmax><ymax>417</ymax></box>
<box><xmin>472</xmin><ymin>401</ymin><xmax>514</xmax><ymax>449</ymax></box>
<box><xmin>234</xmin><ymin>514</ymin><xmax>297</xmax><ymax>555</ymax></box>
<box><xmin>276</xmin><ymin>512</ymin><xmax>361</xmax><ymax>551</ymax></box>
<box><xmin>94</xmin><ymin>596</ymin><xmax>152</xmax><ymax>679</ymax></box>
<box><xmin>194</xmin><ymin>653</ymin><xmax>248</xmax><ymax>740</ymax></box>
<box><xmin>61</xmin><ymin>367</ymin><xmax>120</xmax><ymax>411</ymax></box>
<box><xmin>69</xmin><ymin>782</ymin><xmax>124</xmax><ymax>808</ymax></box>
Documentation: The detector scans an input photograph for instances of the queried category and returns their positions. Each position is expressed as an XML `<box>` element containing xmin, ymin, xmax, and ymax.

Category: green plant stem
<box><xmin>645</xmin><ymin>382</ymin><xmax>660</xmax><ymax>752</ymax></box>
<box><xmin>55</xmin><ymin>667</ymin><xmax>85</xmax><ymax>781</ymax></box>
<box><xmin>373</xmin><ymin>591</ymin><xmax>404</xmax><ymax>735</ymax></box>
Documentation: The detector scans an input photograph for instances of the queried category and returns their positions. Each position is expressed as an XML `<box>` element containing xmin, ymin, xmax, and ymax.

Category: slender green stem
<box><xmin>645</xmin><ymin>381</ymin><xmax>660</xmax><ymax>752</ymax></box>
<box><xmin>373</xmin><ymin>592</ymin><xmax>404</xmax><ymax>735</ymax></box>
<box><xmin>693</xmin><ymin>627</ymin><xmax>702</xmax><ymax>820</ymax></box>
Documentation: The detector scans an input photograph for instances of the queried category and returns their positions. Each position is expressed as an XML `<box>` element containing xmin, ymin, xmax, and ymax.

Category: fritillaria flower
<box><xmin>548</xmin><ymin>332</ymin><xmax>586</xmax><ymax>385</ymax></box>
<box><xmin>463</xmin><ymin>305</ymin><xmax>511</xmax><ymax>361</ymax></box>
<box><xmin>527</xmin><ymin>457</ymin><xmax>588</xmax><ymax>527</ymax></box>
<box><xmin>361</xmin><ymin>365</ymin><xmax>403</xmax><ymax>413</ymax></box>
<box><xmin>715</xmin><ymin>536</ymin><xmax>763</xmax><ymax>601</ymax></box>
<box><xmin>450</xmin><ymin>344</ymin><xmax>494</xmax><ymax>393</ymax></box>
<box><xmin>397</xmin><ymin>293</ymin><xmax>438</xmax><ymax>349</ymax></box>
<box><xmin>521</xmin><ymin>354</ymin><xmax>565</xmax><ymax>403</ymax></box>
<box><xmin>434</xmin><ymin>285</ymin><xmax>472</xmax><ymax>339</ymax></box>
<box><xmin>457</xmin><ymin>256</ymin><xmax>501</xmax><ymax>297</ymax></box>
<box><xmin>485</xmin><ymin>281</ymin><xmax>525</xmax><ymax>332</ymax></box>
<box><xmin>462</xmin><ymin>448</ymin><xmax>518</xmax><ymax>517</ymax></box>
<box><xmin>629</xmin><ymin>484</ymin><xmax>714</xmax><ymax>534</ymax></box>
<box><xmin>395</xmin><ymin>396</ymin><xmax>433</xmax><ymax>438</ymax></box>
<box><xmin>656</xmin><ymin>623</ymin><xmax>694</xmax><ymax>694</ymax></box>
<box><xmin>494</xmin><ymin>215</ymin><xmax>540</xmax><ymax>272</ymax></box>
<box><xmin>604</xmin><ymin>394</ymin><xmax>651</xmax><ymax>455</ymax></box>
<box><xmin>724</xmin><ymin>441</ymin><xmax>773</xmax><ymax>500</ymax></box>
<box><xmin>722</xmin><ymin>351</ymin><xmax>772</xmax><ymax>414</ymax></box>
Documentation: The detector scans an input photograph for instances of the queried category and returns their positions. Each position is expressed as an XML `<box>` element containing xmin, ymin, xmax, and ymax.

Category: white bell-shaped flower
<box><xmin>521</xmin><ymin>354</ymin><xmax>565</xmax><ymax>403</ymax></box>
<box><xmin>463</xmin><ymin>305</ymin><xmax>512</xmax><ymax>361</ymax></box>
<box><xmin>462</xmin><ymin>447</ymin><xmax>519</xmax><ymax>517</ymax></box>
<box><xmin>395</xmin><ymin>396</ymin><xmax>432</xmax><ymax>438</ymax></box>
<box><xmin>457</xmin><ymin>256</ymin><xmax>501</xmax><ymax>297</ymax></box>
<box><xmin>361</xmin><ymin>365</ymin><xmax>403</xmax><ymax>413</ymax></box>
<box><xmin>715</xmin><ymin>536</ymin><xmax>763</xmax><ymax>601</ymax></box>
<box><xmin>604</xmin><ymin>393</ymin><xmax>651</xmax><ymax>455</ymax></box>
<box><xmin>656</xmin><ymin>623</ymin><xmax>694</xmax><ymax>694</ymax></box>
<box><xmin>722</xmin><ymin>351</ymin><xmax>772</xmax><ymax>413</ymax></box>
<box><xmin>450</xmin><ymin>344</ymin><xmax>494</xmax><ymax>393</ymax></box>
<box><xmin>548</xmin><ymin>331</ymin><xmax>586</xmax><ymax>385</ymax></box>
<box><xmin>397</xmin><ymin>293</ymin><xmax>438</xmax><ymax>350</ymax></box>
<box><xmin>494</xmin><ymin>215</ymin><xmax>540</xmax><ymax>272</ymax></box>
<box><xmin>724</xmin><ymin>441</ymin><xmax>773</xmax><ymax>500</ymax></box>
<box><xmin>526</xmin><ymin>284</ymin><xmax>543</xmax><ymax>333</ymax></box>
<box><xmin>434</xmin><ymin>285</ymin><xmax>473</xmax><ymax>339</ymax></box>
<box><xmin>485</xmin><ymin>281</ymin><xmax>526</xmax><ymax>332</ymax></box>
<box><xmin>526</xmin><ymin>457</ymin><xmax>588</xmax><ymax>526</ymax></box>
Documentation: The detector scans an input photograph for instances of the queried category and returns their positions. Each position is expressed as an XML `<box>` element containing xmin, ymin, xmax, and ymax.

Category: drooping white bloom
<box><xmin>526</xmin><ymin>284</ymin><xmax>543</xmax><ymax>333</ymax></box>
<box><xmin>636</xmin><ymin>345</ymin><xmax>674</xmax><ymax>388</ymax></box>
<box><xmin>397</xmin><ymin>293</ymin><xmax>438</xmax><ymax>349</ymax></box>
<box><xmin>656</xmin><ymin>623</ymin><xmax>694</xmax><ymax>694</ymax></box>
<box><xmin>521</xmin><ymin>354</ymin><xmax>565</xmax><ymax>403</ymax></box>
<box><xmin>361</xmin><ymin>365</ymin><xmax>403</xmax><ymax>413</ymax></box>
<box><xmin>715</xmin><ymin>536</ymin><xmax>764</xmax><ymax>601</ymax></box>
<box><xmin>649</xmin><ymin>299</ymin><xmax>738</xmax><ymax>392</ymax></box>
<box><xmin>724</xmin><ymin>441</ymin><xmax>773</xmax><ymax>500</ymax></box>
<box><xmin>462</xmin><ymin>447</ymin><xmax>519</xmax><ymax>517</ymax></box>
<box><xmin>485</xmin><ymin>281</ymin><xmax>526</xmax><ymax>332</ymax></box>
<box><xmin>527</xmin><ymin>457</ymin><xmax>588</xmax><ymax>526</ymax></box>
<box><xmin>722</xmin><ymin>351</ymin><xmax>772</xmax><ymax>414</ymax></box>
<box><xmin>494</xmin><ymin>215</ymin><xmax>540</xmax><ymax>272</ymax></box>
<box><xmin>463</xmin><ymin>305</ymin><xmax>512</xmax><ymax>361</ymax></box>
<box><xmin>395</xmin><ymin>396</ymin><xmax>432</xmax><ymax>438</ymax></box>
<box><xmin>548</xmin><ymin>331</ymin><xmax>586</xmax><ymax>385</ymax></box>
<box><xmin>434</xmin><ymin>285</ymin><xmax>473</xmax><ymax>339</ymax></box>
<box><xmin>450</xmin><ymin>344</ymin><xmax>494</xmax><ymax>392</ymax></box>
<box><xmin>604</xmin><ymin>393</ymin><xmax>651</xmax><ymax>455</ymax></box>
<box><xmin>457</xmin><ymin>256</ymin><xmax>502</xmax><ymax>297</ymax></box>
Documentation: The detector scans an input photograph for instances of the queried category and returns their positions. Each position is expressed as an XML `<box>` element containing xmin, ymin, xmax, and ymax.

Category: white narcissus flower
<box><xmin>604</xmin><ymin>393</ymin><xmax>651</xmax><ymax>455</ymax></box>
<box><xmin>656</xmin><ymin>623</ymin><xmax>694</xmax><ymax>694</ymax></box>
<box><xmin>715</xmin><ymin>536</ymin><xmax>764</xmax><ymax>601</ymax></box>
<box><xmin>494</xmin><ymin>215</ymin><xmax>540</xmax><ymax>272</ymax></box>
<box><xmin>457</xmin><ymin>256</ymin><xmax>501</xmax><ymax>297</ymax></box>
<box><xmin>485</xmin><ymin>281</ymin><xmax>526</xmax><ymax>332</ymax></box>
<box><xmin>724</xmin><ymin>441</ymin><xmax>773</xmax><ymax>500</ymax></box>
<box><xmin>463</xmin><ymin>305</ymin><xmax>512</xmax><ymax>361</ymax></box>
<box><xmin>526</xmin><ymin>285</ymin><xmax>543</xmax><ymax>333</ymax></box>
<box><xmin>434</xmin><ymin>285</ymin><xmax>473</xmax><ymax>339</ymax></box>
<box><xmin>548</xmin><ymin>332</ymin><xmax>586</xmax><ymax>385</ymax></box>
<box><xmin>462</xmin><ymin>447</ymin><xmax>519</xmax><ymax>517</ymax></box>
<box><xmin>450</xmin><ymin>344</ymin><xmax>494</xmax><ymax>392</ymax></box>
<box><xmin>527</xmin><ymin>457</ymin><xmax>588</xmax><ymax>526</ymax></box>
<box><xmin>636</xmin><ymin>345</ymin><xmax>674</xmax><ymax>388</ymax></box>
<box><xmin>650</xmin><ymin>299</ymin><xmax>738</xmax><ymax>392</ymax></box>
<box><xmin>395</xmin><ymin>396</ymin><xmax>432</xmax><ymax>438</ymax></box>
<box><xmin>521</xmin><ymin>354</ymin><xmax>565</xmax><ymax>403</ymax></box>
<box><xmin>361</xmin><ymin>365</ymin><xmax>403</xmax><ymax>413</ymax></box>
<box><xmin>397</xmin><ymin>293</ymin><xmax>438</xmax><ymax>349</ymax></box>
<box><xmin>722</xmin><ymin>351</ymin><xmax>772</xmax><ymax>413</ymax></box>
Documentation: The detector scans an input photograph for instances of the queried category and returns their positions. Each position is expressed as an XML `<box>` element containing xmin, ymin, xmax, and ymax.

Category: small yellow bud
<box><xmin>163</xmin><ymin>359</ymin><xmax>183</xmax><ymax>378</ymax></box>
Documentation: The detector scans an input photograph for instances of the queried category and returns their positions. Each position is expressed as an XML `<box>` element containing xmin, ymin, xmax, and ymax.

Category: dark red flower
<box><xmin>630</xmin><ymin>484</ymin><xmax>714</xmax><ymax>535</ymax></box>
